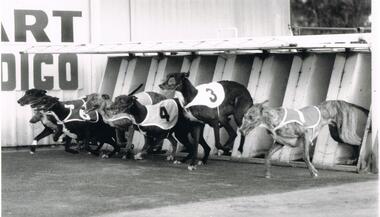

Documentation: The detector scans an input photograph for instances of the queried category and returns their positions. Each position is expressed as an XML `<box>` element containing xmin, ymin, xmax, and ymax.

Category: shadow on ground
<box><xmin>2</xmin><ymin>149</ymin><xmax>378</xmax><ymax>217</ymax></box>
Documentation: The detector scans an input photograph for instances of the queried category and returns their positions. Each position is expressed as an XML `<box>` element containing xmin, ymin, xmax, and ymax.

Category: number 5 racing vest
<box><xmin>273</xmin><ymin>106</ymin><xmax>321</xmax><ymax>139</ymax></box>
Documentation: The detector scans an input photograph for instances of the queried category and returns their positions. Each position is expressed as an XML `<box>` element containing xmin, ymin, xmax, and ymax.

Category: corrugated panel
<box><xmin>90</xmin><ymin>0</ymin><xmax>131</xmax><ymax>43</ymax></box>
<box><xmin>0</xmin><ymin>0</ymin><xmax>103</xmax><ymax>147</ymax></box>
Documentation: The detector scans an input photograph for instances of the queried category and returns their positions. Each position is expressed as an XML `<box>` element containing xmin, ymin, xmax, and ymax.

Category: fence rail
<box><xmin>17</xmin><ymin>33</ymin><xmax>371</xmax><ymax>55</ymax></box>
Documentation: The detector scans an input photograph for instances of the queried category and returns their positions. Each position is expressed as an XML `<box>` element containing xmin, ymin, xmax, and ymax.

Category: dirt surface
<box><xmin>2</xmin><ymin>148</ymin><xmax>378</xmax><ymax>217</ymax></box>
<box><xmin>98</xmin><ymin>181</ymin><xmax>378</xmax><ymax>217</ymax></box>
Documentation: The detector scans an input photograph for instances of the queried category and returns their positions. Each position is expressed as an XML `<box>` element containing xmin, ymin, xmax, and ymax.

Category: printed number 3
<box><xmin>160</xmin><ymin>107</ymin><xmax>170</xmax><ymax>121</ymax></box>
<box><xmin>206</xmin><ymin>88</ymin><xmax>217</xmax><ymax>102</ymax></box>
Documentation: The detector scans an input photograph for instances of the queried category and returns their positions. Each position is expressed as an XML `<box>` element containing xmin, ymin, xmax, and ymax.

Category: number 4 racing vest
<box><xmin>138</xmin><ymin>99</ymin><xmax>179</xmax><ymax>130</ymax></box>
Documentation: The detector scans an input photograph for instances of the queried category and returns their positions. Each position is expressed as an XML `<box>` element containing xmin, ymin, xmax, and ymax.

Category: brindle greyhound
<box><xmin>31</xmin><ymin>95</ymin><xmax>120</xmax><ymax>157</ymax></box>
<box><xmin>111</xmin><ymin>95</ymin><xmax>211</xmax><ymax>170</ymax></box>
<box><xmin>239</xmin><ymin>100</ymin><xmax>368</xmax><ymax>178</ymax></box>
<box><xmin>84</xmin><ymin>89</ymin><xmax>169</xmax><ymax>159</ymax></box>
<box><xmin>159</xmin><ymin>72</ymin><xmax>253</xmax><ymax>156</ymax></box>
<box><xmin>84</xmin><ymin>93</ymin><xmax>131</xmax><ymax>154</ymax></box>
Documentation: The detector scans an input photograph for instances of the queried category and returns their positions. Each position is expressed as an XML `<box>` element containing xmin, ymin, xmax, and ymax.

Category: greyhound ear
<box><xmin>183</xmin><ymin>72</ymin><xmax>190</xmax><ymax>78</ymax></box>
<box><xmin>42</xmin><ymin>90</ymin><xmax>47</xmax><ymax>94</ymax></box>
<box><xmin>129</xmin><ymin>96</ymin><xmax>138</xmax><ymax>103</ymax></box>
<box><xmin>101</xmin><ymin>94</ymin><xmax>110</xmax><ymax>100</ymax></box>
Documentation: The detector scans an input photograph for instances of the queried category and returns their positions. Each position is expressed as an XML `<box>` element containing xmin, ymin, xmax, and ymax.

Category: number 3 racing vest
<box><xmin>185</xmin><ymin>82</ymin><xmax>225</xmax><ymax>109</ymax></box>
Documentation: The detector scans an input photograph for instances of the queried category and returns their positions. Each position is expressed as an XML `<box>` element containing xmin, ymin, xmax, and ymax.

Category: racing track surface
<box><xmin>2</xmin><ymin>148</ymin><xmax>378</xmax><ymax>217</ymax></box>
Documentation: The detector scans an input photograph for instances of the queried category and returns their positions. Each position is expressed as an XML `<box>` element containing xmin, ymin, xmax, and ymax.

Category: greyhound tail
<box><xmin>233</xmin><ymin>95</ymin><xmax>253</xmax><ymax>127</ymax></box>
<box><xmin>128</xmin><ymin>84</ymin><xmax>144</xmax><ymax>96</ymax></box>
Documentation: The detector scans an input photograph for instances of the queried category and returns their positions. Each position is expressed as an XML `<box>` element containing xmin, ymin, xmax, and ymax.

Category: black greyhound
<box><xmin>17</xmin><ymin>89</ymin><xmax>48</xmax><ymax>106</ymax></box>
<box><xmin>17</xmin><ymin>89</ymin><xmax>90</xmax><ymax>154</ymax></box>
<box><xmin>111</xmin><ymin>95</ymin><xmax>211</xmax><ymax>169</ymax></box>
<box><xmin>31</xmin><ymin>95</ymin><xmax>120</xmax><ymax>157</ymax></box>
<box><xmin>159</xmin><ymin>72</ymin><xmax>253</xmax><ymax>156</ymax></box>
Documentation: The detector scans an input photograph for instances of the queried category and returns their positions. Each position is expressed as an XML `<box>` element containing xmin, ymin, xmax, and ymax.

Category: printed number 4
<box><xmin>160</xmin><ymin>107</ymin><xmax>170</xmax><ymax>121</ymax></box>
<box><xmin>206</xmin><ymin>88</ymin><xmax>217</xmax><ymax>102</ymax></box>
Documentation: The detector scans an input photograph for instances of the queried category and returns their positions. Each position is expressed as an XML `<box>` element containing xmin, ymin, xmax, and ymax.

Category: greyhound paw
<box><xmin>311</xmin><ymin>173</ymin><xmax>319</xmax><ymax>178</ymax></box>
<box><xmin>173</xmin><ymin>160</ymin><xmax>182</xmax><ymax>164</ymax></box>
<box><xmin>101</xmin><ymin>154</ymin><xmax>109</xmax><ymax>159</ymax></box>
<box><xmin>197</xmin><ymin>161</ymin><xmax>205</xmax><ymax>166</ymax></box>
<box><xmin>217</xmin><ymin>149</ymin><xmax>224</xmax><ymax>156</ymax></box>
<box><xmin>187</xmin><ymin>165</ymin><xmax>197</xmax><ymax>171</ymax></box>
<box><xmin>65</xmin><ymin>149</ymin><xmax>79</xmax><ymax>154</ymax></box>
<box><xmin>265</xmin><ymin>175</ymin><xmax>271</xmax><ymax>179</ymax></box>
<box><xmin>30</xmin><ymin>145</ymin><xmax>36</xmax><ymax>154</ymax></box>
<box><xmin>236</xmin><ymin>152</ymin><xmax>242</xmax><ymax>158</ymax></box>
<box><xmin>121</xmin><ymin>155</ymin><xmax>127</xmax><ymax>160</ymax></box>
<box><xmin>134</xmin><ymin>153</ymin><xmax>143</xmax><ymax>160</ymax></box>
<box><xmin>166</xmin><ymin>155</ymin><xmax>174</xmax><ymax>161</ymax></box>
<box><xmin>58</xmin><ymin>137</ymin><xmax>64</xmax><ymax>143</ymax></box>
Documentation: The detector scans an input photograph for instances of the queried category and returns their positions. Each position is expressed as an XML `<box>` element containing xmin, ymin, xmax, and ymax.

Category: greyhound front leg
<box><xmin>52</xmin><ymin>124</ymin><xmax>63</xmax><ymax>142</ymax></box>
<box><xmin>265</xmin><ymin>143</ymin><xmax>282</xmax><ymax>178</ymax></box>
<box><xmin>302</xmin><ymin>134</ymin><xmax>318</xmax><ymax>177</ymax></box>
<box><xmin>64</xmin><ymin>137</ymin><xmax>79</xmax><ymax>154</ymax></box>
<box><xmin>188</xmin><ymin>126</ymin><xmax>202</xmax><ymax>170</ymax></box>
<box><xmin>166</xmin><ymin>134</ymin><xmax>178</xmax><ymax>161</ymax></box>
<box><xmin>115</xmin><ymin>128</ymin><xmax>127</xmax><ymax>147</ymax></box>
<box><xmin>31</xmin><ymin>127</ymin><xmax>54</xmax><ymax>154</ymax></box>
<box><xmin>134</xmin><ymin>136</ymin><xmax>150</xmax><ymax>160</ymax></box>
<box><xmin>196</xmin><ymin>125</ymin><xmax>210</xmax><ymax>165</ymax></box>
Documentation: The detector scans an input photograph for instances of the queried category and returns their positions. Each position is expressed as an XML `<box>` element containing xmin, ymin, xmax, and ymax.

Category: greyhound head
<box><xmin>159</xmin><ymin>72</ymin><xmax>190</xmax><ymax>91</ymax></box>
<box><xmin>17</xmin><ymin>88</ymin><xmax>47</xmax><ymax>106</ymax></box>
<box><xmin>84</xmin><ymin>93</ymin><xmax>115</xmax><ymax>118</ymax></box>
<box><xmin>106</xmin><ymin>112</ymin><xmax>135</xmax><ymax>128</ymax></box>
<box><xmin>31</xmin><ymin>95</ymin><xmax>59</xmax><ymax>111</ymax></box>
<box><xmin>83</xmin><ymin>93</ymin><xmax>103</xmax><ymax>113</ymax></box>
<box><xmin>111</xmin><ymin>95</ymin><xmax>137</xmax><ymax>114</ymax></box>
<box><xmin>239</xmin><ymin>101</ymin><xmax>268</xmax><ymax>136</ymax></box>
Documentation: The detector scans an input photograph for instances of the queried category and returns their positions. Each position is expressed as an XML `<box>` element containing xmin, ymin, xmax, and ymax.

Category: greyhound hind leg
<box><xmin>219</xmin><ymin>117</ymin><xmax>237</xmax><ymax>155</ymax></box>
